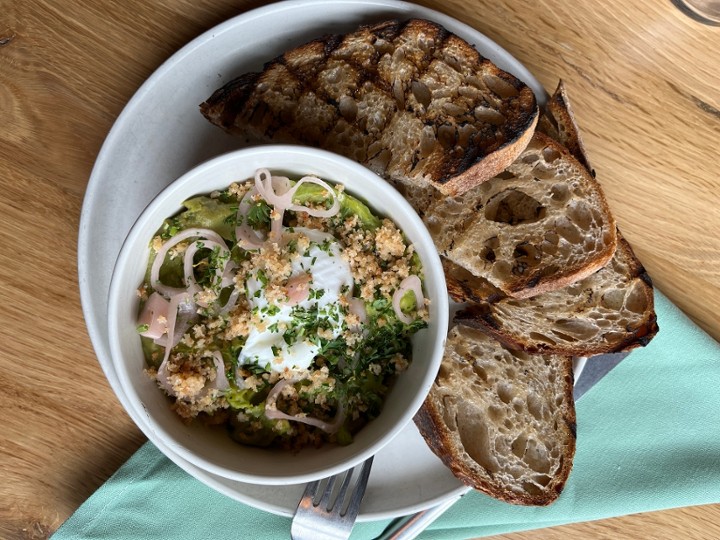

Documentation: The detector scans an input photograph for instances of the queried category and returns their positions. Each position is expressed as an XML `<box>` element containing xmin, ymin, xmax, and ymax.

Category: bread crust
<box><xmin>200</xmin><ymin>18</ymin><xmax>538</xmax><ymax>196</ymax></box>
<box><xmin>540</xmin><ymin>80</ymin><xmax>594</xmax><ymax>175</ymax></box>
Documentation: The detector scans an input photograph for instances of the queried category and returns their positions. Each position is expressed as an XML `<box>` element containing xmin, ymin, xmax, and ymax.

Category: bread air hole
<box><xmin>524</xmin><ymin>440</ymin><xmax>552</xmax><ymax>474</ymax></box>
<box><xmin>554</xmin><ymin>318</ymin><xmax>600</xmax><ymax>340</ymax></box>
<box><xmin>441</xmin><ymin>396</ymin><xmax>459</xmax><ymax>429</ymax></box>
<box><xmin>512</xmin><ymin>242</ymin><xmax>542</xmax><ymax>269</ymax></box>
<box><xmin>626</xmin><ymin>282</ymin><xmax>649</xmax><ymax>313</ymax></box>
<box><xmin>472</xmin><ymin>363</ymin><xmax>488</xmax><ymax>382</ymax></box>
<box><xmin>495</xmin><ymin>170</ymin><xmax>516</xmax><ymax>180</ymax></box>
<box><xmin>491</xmin><ymin>260</ymin><xmax>512</xmax><ymax>280</ymax></box>
<box><xmin>601</xmin><ymin>288</ymin><xmax>625</xmax><ymax>310</ymax></box>
<box><xmin>529</xmin><ymin>332</ymin><xmax>557</xmax><ymax>345</ymax></box>
<box><xmin>554</xmin><ymin>216</ymin><xmax>583</xmax><ymax>244</ymax></box>
<box><xmin>532</xmin><ymin>474</ymin><xmax>553</xmax><ymax>487</ymax></box>
<box><xmin>484</xmin><ymin>190</ymin><xmax>546</xmax><ymax>225</ymax></box>
<box><xmin>511</xmin><ymin>434</ymin><xmax>528</xmax><ymax>458</ymax></box>
<box><xmin>550</xmin><ymin>183</ymin><xmax>571</xmax><ymax>203</ymax></box>
<box><xmin>527</xmin><ymin>393</ymin><xmax>543</xmax><ymax>420</ymax></box>
<box><xmin>550</xmin><ymin>329</ymin><xmax>579</xmax><ymax>343</ymax></box>
<box><xmin>567</xmin><ymin>201</ymin><xmax>594</xmax><ymax>230</ymax></box>
<box><xmin>488</xmin><ymin>404</ymin><xmax>504</xmax><ymax>423</ymax></box>
<box><xmin>542</xmin><ymin>146</ymin><xmax>562</xmax><ymax>163</ymax></box>
<box><xmin>513</xmin><ymin>400</ymin><xmax>524</xmax><ymax>415</ymax></box>
<box><xmin>531</xmin><ymin>163</ymin><xmax>557</xmax><ymax>180</ymax></box>
<box><xmin>456</xmin><ymin>404</ymin><xmax>499</xmax><ymax>473</ymax></box>
<box><xmin>522</xmin><ymin>482</ymin><xmax>544</xmax><ymax>497</ymax></box>
<box><xmin>497</xmin><ymin>382</ymin><xmax>514</xmax><ymax>403</ymax></box>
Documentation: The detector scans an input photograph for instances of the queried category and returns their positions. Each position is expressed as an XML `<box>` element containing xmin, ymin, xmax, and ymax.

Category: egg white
<box><xmin>239</xmin><ymin>228</ymin><xmax>353</xmax><ymax>372</ymax></box>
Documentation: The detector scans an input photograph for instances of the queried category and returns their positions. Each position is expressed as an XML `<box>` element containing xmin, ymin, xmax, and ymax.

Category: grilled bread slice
<box><xmin>424</xmin><ymin>132</ymin><xmax>617</xmax><ymax>298</ymax></box>
<box><xmin>447</xmin><ymin>234</ymin><xmax>658</xmax><ymax>355</ymax></box>
<box><xmin>200</xmin><ymin>18</ymin><xmax>539</xmax><ymax>196</ymax></box>
<box><xmin>414</xmin><ymin>325</ymin><xmax>576</xmax><ymax>505</ymax></box>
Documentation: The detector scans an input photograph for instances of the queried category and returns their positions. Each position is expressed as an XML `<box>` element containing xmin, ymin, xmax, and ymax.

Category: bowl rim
<box><xmin>107</xmin><ymin>145</ymin><xmax>448</xmax><ymax>485</ymax></box>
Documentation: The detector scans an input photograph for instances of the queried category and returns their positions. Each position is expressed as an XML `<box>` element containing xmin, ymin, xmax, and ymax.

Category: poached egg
<box><xmin>239</xmin><ymin>228</ymin><xmax>353</xmax><ymax>372</ymax></box>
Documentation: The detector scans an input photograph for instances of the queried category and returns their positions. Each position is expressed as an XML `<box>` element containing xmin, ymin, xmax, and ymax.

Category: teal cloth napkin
<box><xmin>54</xmin><ymin>291</ymin><xmax>720</xmax><ymax>539</ymax></box>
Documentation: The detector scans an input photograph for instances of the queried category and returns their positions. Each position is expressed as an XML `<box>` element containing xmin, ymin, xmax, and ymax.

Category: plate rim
<box><xmin>77</xmin><ymin>0</ymin><xmax>550</xmax><ymax>522</ymax></box>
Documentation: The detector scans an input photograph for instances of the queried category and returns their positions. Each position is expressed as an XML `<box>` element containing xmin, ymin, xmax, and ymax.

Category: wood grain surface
<box><xmin>1</xmin><ymin>0</ymin><xmax>718</xmax><ymax>538</ymax></box>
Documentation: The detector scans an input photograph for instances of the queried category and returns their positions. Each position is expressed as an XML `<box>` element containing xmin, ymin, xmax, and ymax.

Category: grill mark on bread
<box><xmin>200</xmin><ymin>18</ymin><xmax>539</xmax><ymax>196</ymax></box>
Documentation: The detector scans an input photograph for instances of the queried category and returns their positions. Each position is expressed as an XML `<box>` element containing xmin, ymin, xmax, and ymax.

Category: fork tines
<box><xmin>291</xmin><ymin>457</ymin><xmax>374</xmax><ymax>540</ymax></box>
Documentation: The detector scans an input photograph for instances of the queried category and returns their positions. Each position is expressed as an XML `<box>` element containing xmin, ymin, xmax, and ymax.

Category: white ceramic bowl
<box><xmin>108</xmin><ymin>145</ymin><xmax>448</xmax><ymax>485</ymax></box>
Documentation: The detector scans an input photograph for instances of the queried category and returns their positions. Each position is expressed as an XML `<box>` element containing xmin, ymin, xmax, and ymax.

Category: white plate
<box><xmin>78</xmin><ymin>0</ymin><xmax>567</xmax><ymax>521</ymax></box>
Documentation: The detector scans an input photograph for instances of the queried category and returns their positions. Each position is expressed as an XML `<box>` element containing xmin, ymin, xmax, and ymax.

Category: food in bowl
<box><xmin>135</xmin><ymin>168</ymin><xmax>429</xmax><ymax>450</ymax></box>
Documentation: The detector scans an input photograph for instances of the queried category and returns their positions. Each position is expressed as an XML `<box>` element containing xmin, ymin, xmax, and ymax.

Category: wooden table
<box><xmin>1</xmin><ymin>0</ymin><xmax>718</xmax><ymax>538</ymax></box>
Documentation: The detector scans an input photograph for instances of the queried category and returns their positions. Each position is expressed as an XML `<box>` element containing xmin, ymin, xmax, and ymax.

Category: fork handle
<box><xmin>375</xmin><ymin>494</ymin><xmax>463</xmax><ymax>540</ymax></box>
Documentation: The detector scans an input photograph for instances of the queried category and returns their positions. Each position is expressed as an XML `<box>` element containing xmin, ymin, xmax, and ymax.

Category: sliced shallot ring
<box><xmin>269</xmin><ymin>207</ymin><xmax>285</xmax><ymax>243</ymax></box>
<box><xmin>160</xmin><ymin>292</ymin><xmax>194</xmax><ymax>367</ymax></box>
<box><xmin>254</xmin><ymin>169</ymin><xmax>294</xmax><ymax>210</ymax></box>
<box><xmin>209</xmin><ymin>351</ymin><xmax>230</xmax><ymax>392</ymax></box>
<box><xmin>150</xmin><ymin>228</ymin><xmax>227</xmax><ymax>298</ymax></box>
<box><xmin>217</xmin><ymin>286</ymin><xmax>241</xmax><ymax>316</ymax></box>
<box><xmin>286</xmin><ymin>175</ymin><xmax>341</xmax><ymax>218</ymax></box>
<box><xmin>182</xmin><ymin>238</ymin><xmax>230</xmax><ymax>300</ymax></box>
<box><xmin>392</xmin><ymin>275</ymin><xmax>425</xmax><ymax>325</ymax></box>
<box><xmin>156</xmin><ymin>357</ymin><xmax>175</xmax><ymax>396</ymax></box>
<box><xmin>158</xmin><ymin>295</ymin><xmax>196</xmax><ymax>349</ymax></box>
<box><xmin>221</xmin><ymin>261</ymin><xmax>237</xmax><ymax>288</ymax></box>
<box><xmin>155</xmin><ymin>291</ymin><xmax>194</xmax><ymax>397</ymax></box>
<box><xmin>264</xmin><ymin>378</ymin><xmax>346</xmax><ymax>434</ymax></box>
<box><xmin>236</xmin><ymin>187</ymin><xmax>265</xmax><ymax>250</ymax></box>
<box><xmin>137</xmin><ymin>292</ymin><xmax>170</xmax><ymax>339</ymax></box>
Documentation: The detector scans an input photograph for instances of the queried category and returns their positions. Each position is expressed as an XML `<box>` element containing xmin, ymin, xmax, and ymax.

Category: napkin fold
<box><xmin>53</xmin><ymin>291</ymin><xmax>720</xmax><ymax>540</ymax></box>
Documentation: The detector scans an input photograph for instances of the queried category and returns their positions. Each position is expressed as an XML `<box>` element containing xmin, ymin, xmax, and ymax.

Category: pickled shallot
<box><xmin>150</xmin><ymin>228</ymin><xmax>228</xmax><ymax>298</ymax></box>
<box><xmin>137</xmin><ymin>292</ymin><xmax>170</xmax><ymax>339</ymax></box>
<box><xmin>392</xmin><ymin>275</ymin><xmax>425</xmax><ymax>324</ymax></box>
<box><xmin>265</xmin><ymin>379</ymin><xmax>346</xmax><ymax>434</ymax></box>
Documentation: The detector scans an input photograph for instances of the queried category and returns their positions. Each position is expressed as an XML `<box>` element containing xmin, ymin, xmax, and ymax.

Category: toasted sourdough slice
<box><xmin>537</xmin><ymin>80</ymin><xmax>594</xmax><ymax>175</ymax></box>
<box><xmin>414</xmin><ymin>325</ymin><xmax>576</xmax><ymax>505</ymax></box>
<box><xmin>200</xmin><ymin>18</ymin><xmax>539</xmax><ymax>196</ymax></box>
<box><xmin>423</xmin><ymin>132</ymin><xmax>617</xmax><ymax>298</ymax></box>
<box><xmin>446</xmin><ymin>234</ymin><xmax>659</xmax><ymax>355</ymax></box>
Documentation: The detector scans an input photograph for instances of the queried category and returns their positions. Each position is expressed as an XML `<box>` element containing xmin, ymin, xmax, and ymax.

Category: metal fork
<box><xmin>291</xmin><ymin>456</ymin><xmax>374</xmax><ymax>540</ymax></box>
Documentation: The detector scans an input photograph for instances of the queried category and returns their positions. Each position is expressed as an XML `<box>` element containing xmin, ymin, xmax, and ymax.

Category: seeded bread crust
<box><xmin>414</xmin><ymin>325</ymin><xmax>576</xmax><ymax>505</ymax></box>
<box><xmin>447</xmin><ymin>234</ymin><xmax>658</xmax><ymax>355</ymax></box>
<box><xmin>424</xmin><ymin>132</ymin><xmax>617</xmax><ymax>299</ymax></box>
<box><xmin>200</xmin><ymin>18</ymin><xmax>539</xmax><ymax>196</ymax></box>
